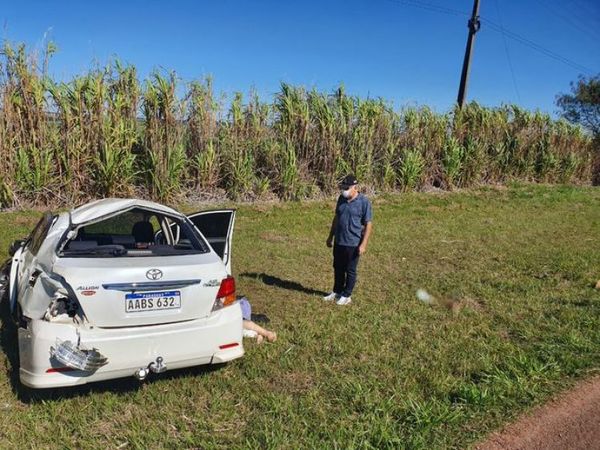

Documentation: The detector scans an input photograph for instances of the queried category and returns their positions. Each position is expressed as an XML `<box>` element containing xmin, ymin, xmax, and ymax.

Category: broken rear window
<box><xmin>59</xmin><ymin>208</ymin><xmax>209</xmax><ymax>257</ymax></box>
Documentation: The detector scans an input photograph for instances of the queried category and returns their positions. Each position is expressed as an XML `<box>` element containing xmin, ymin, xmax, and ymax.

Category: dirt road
<box><xmin>477</xmin><ymin>375</ymin><xmax>600</xmax><ymax>450</ymax></box>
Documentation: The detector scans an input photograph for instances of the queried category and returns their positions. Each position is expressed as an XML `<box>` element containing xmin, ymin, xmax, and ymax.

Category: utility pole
<box><xmin>457</xmin><ymin>0</ymin><xmax>481</xmax><ymax>107</ymax></box>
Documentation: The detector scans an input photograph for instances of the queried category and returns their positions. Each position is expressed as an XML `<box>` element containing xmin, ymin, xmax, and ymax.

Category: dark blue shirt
<box><xmin>334</xmin><ymin>193</ymin><xmax>373</xmax><ymax>247</ymax></box>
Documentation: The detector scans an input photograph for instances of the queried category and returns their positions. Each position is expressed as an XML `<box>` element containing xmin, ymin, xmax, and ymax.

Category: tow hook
<box><xmin>149</xmin><ymin>356</ymin><xmax>166</xmax><ymax>374</ymax></box>
<box><xmin>133</xmin><ymin>367</ymin><xmax>149</xmax><ymax>381</ymax></box>
<box><xmin>133</xmin><ymin>357</ymin><xmax>167</xmax><ymax>381</ymax></box>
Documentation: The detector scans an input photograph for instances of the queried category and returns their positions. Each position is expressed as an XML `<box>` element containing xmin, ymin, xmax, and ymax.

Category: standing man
<box><xmin>324</xmin><ymin>174</ymin><xmax>373</xmax><ymax>306</ymax></box>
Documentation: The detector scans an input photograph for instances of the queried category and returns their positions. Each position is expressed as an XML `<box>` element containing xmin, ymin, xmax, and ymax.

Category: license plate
<box><xmin>125</xmin><ymin>291</ymin><xmax>181</xmax><ymax>313</ymax></box>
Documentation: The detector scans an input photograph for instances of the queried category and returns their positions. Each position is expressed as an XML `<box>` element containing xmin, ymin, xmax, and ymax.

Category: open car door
<box><xmin>187</xmin><ymin>209</ymin><xmax>236</xmax><ymax>274</ymax></box>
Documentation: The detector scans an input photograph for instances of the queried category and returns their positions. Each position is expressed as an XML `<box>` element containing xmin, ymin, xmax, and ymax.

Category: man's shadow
<box><xmin>239</xmin><ymin>272</ymin><xmax>327</xmax><ymax>297</ymax></box>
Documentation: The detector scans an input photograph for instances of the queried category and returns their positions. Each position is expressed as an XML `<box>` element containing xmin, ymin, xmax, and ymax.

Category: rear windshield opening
<box><xmin>59</xmin><ymin>208</ymin><xmax>209</xmax><ymax>257</ymax></box>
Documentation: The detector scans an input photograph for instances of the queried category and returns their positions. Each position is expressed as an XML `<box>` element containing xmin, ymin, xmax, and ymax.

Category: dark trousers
<box><xmin>333</xmin><ymin>244</ymin><xmax>360</xmax><ymax>297</ymax></box>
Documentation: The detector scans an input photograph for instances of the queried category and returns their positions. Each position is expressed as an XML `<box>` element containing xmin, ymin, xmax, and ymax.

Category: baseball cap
<box><xmin>340</xmin><ymin>174</ymin><xmax>358</xmax><ymax>188</ymax></box>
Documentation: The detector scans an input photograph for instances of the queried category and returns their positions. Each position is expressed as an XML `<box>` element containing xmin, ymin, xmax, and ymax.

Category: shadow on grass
<box><xmin>240</xmin><ymin>272</ymin><xmax>328</xmax><ymax>297</ymax></box>
<box><xmin>0</xmin><ymin>288</ymin><xmax>226</xmax><ymax>404</ymax></box>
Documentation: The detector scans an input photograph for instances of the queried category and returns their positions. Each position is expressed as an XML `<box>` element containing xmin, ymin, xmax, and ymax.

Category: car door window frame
<box><xmin>26</xmin><ymin>212</ymin><xmax>54</xmax><ymax>256</ymax></box>
<box><xmin>186</xmin><ymin>209</ymin><xmax>235</xmax><ymax>268</ymax></box>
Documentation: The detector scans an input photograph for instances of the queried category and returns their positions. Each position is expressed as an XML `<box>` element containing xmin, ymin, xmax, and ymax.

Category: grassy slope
<box><xmin>0</xmin><ymin>184</ymin><xmax>598</xmax><ymax>449</ymax></box>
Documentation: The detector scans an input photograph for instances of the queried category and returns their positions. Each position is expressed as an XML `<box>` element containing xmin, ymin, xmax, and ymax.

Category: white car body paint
<box><xmin>3</xmin><ymin>198</ymin><xmax>242</xmax><ymax>389</ymax></box>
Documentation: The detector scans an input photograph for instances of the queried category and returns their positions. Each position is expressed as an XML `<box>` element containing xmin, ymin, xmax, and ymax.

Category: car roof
<box><xmin>70</xmin><ymin>198</ymin><xmax>184</xmax><ymax>225</ymax></box>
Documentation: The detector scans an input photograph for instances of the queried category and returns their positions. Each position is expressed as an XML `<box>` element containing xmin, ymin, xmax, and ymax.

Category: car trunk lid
<box><xmin>52</xmin><ymin>254</ymin><xmax>227</xmax><ymax>327</ymax></box>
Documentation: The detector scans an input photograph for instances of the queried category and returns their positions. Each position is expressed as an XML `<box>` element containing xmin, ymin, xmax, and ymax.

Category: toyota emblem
<box><xmin>146</xmin><ymin>269</ymin><xmax>163</xmax><ymax>280</ymax></box>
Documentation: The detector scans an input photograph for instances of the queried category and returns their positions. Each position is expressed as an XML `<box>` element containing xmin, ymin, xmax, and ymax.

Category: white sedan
<box><xmin>0</xmin><ymin>199</ymin><xmax>243</xmax><ymax>389</ymax></box>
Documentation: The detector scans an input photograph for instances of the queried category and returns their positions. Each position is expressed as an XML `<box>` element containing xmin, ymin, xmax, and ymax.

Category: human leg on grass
<box><xmin>335</xmin><ymin>246</ymin><xmax>359</xmax><ymax>305</ymax></box>
<box><xmin>341</xmin><ymin>247</ymin><xmax>360</xmax><ymax>297</ymax></box>
<box><xmin>243</xmin><ymin>320</ymin><xmax>277</xmax><ymax>343</ymax></box>
<box><xmin>333</xmin><ymin>244</ymin><xmax>349</xmax><ymax>294</ymax></box>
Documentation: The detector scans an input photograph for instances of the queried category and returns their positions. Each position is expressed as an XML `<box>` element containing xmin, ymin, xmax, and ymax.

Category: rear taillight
<box><xmin>46</xmin><ymin>366</ymin><xmax>77</xmax><ymax>373</ymax></box>
<box><xmin>212</xmin><ymin>276</ymin><xmax>236</xmax><ymax>312</ymax></box>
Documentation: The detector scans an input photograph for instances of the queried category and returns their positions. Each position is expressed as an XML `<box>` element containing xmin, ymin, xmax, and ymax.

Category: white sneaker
<box><xmin>336</xmin><ymin>296</ymin><xmax>352</xmax><ymax>306</ymax></box>
<box><xmin>323</xmin><ymin>292</ymin><xmax>339</xmax><ymax>302</ymax></box>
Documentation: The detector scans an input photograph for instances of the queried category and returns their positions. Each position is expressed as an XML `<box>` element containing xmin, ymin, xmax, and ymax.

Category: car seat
<box><xmin>131</xmin><ymin>221</ymin><xmax>154</xmax><ymax>245</ymax></box>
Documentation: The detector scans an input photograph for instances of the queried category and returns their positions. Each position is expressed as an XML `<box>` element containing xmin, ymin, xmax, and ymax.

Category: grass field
<box><xmin>0</xmin><ymin>184</ymin><xmax>599</xmax><ymax>449</ymax></box>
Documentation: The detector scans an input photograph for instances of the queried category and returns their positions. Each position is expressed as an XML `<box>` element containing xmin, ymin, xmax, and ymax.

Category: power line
<box><xmin>494</xmin><ymin>0</ymin><xmax>521</xmax><ymax>102</ymax></box>
<box><xmin>557</xmin><ymin>0</ymin><xmax>600</xmax><ymax>37</ymax></box>
<box><xmin>569</xmin><ymin>0</ymin><xmax>600</xmax><ymax>24</ymax></box>
<box><xmin>481</xmin><ymin>17</ymin><xmax>595</xmax><ymax>74</ymax></box>
<box><xmin>532</xmin><ymin>0</ymin><xmax>600</xmax><ymax>42</ymax></box>
<box><xmin>383</xmin><ymin>0</ymin><xmax>468</xmax><ymax>18</ymax></box>
<box><xmin>383</xmin><ymin>0</ymin><xmax>596</xmax><ymax>74</ymax></box>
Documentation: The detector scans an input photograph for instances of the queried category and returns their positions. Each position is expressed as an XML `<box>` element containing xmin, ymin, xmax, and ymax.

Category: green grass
<box><xmin>0</xmin><ymin>184</ymin><xmax>599</xmax><ymax>449</ymax></box>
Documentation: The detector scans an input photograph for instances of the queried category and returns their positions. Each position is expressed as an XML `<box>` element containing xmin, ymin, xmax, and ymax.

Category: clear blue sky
<box><xmin>3</xmin><ymin>0</ymin><xmax>599</xmax><ymax>115</ymax></box>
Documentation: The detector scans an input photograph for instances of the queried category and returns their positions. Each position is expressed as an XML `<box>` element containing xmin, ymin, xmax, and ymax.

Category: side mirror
<box><xmin>8</xmin><ymin>239</ymin><xmax>25</xmax><ymax>257</ymax></box>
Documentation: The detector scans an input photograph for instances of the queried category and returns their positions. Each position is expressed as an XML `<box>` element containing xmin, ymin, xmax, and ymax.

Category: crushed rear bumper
<box><xmin>19</xmin><ymin>304</ymin><xmax>243</xmax><ymax>389</ymax></box>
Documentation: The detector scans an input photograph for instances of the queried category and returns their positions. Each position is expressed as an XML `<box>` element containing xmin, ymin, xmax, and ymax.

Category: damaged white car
<box><xmin>0</xmin><ymin>199</ymin><xmax>243</xmax><ymax>389</ymax></box>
